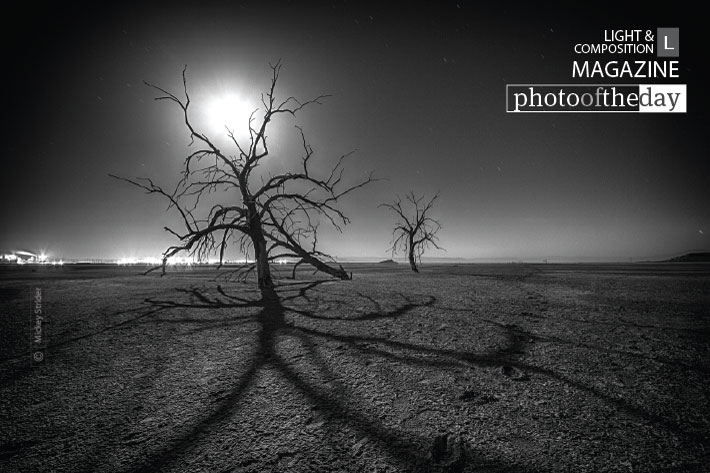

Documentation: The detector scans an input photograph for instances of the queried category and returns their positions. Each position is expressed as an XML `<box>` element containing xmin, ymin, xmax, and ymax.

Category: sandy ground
<box><xmin>1</xmin><ymin>263</ymin><xmax>709</xmax><ymax>472</ymax></box>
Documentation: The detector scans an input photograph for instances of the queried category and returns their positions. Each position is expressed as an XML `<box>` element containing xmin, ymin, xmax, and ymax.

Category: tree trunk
<box><xmin>408</xmin><ymin>251</ymin><xmax>419</xmax><ymax>272</ymax></box>
<box><xmin>246</xmin><ymin>201</ymin><xmax>273</xmax><ymax>288</ymax></box>
<box><xmin>253</xmin><ymin>234</ymin><xmax>273</xmax><ymax>288</ymax></box>
<box><xmin>408</xmin><ymin>235</ymin><xmax>419</xmax><ymax>272</ymax></box>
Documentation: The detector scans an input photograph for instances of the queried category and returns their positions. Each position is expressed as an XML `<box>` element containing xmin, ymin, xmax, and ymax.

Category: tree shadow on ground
<box><xmin>94</xmin><ymin>278</ymin><xmax>707</xmax><ymax>473</ymax></box>
<box><xmin>106</xmin><ymin>280</ymin><xmax>548</xmax><ymax>473</ymax></box>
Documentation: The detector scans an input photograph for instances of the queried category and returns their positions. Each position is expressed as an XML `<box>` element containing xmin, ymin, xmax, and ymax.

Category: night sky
<box><xmin>1</xmin><ymin>2</ymin><xmax>706</xmax><ymax>262</ymax></box>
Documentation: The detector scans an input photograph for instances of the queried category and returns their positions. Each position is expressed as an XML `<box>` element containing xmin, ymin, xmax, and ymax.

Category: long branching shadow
<box><xmin>101</xmin><ymin>275</ymin><xmax>709</xmax><ymax>472</ymax></box>
<box><xmin>37</xmin><ymin>265</ymin><xmax>702</xmax><ymax>473</ymax></box>
<box><xmin>294</xmin><ymin>308</ymin><xmax>708</xmax><ymax>453</ymax></box>
<box><xmin>434</xmin><ymin>301</ymin><xmax>710</xmax><ymax>374</ymax></box>
<box><xmin>59</xmin><ymin>273</ymin><xmax>705</xmax><ymax>473</ymax></box>
<box><xmin>106</xmin><ymin>281</ymin><xmax>544</xmax><ymax>473</ymax></box>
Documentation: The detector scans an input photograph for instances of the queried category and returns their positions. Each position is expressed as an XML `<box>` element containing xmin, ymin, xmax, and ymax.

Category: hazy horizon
<box><xmin>3</xmin><ymin>250</ymin><xmax>709</xmax><ymax>265</ymax></box>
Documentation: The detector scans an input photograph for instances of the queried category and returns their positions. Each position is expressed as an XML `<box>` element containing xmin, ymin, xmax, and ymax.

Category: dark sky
<box><xmin>1</xmin><ymin>2</ymin><xmax>706</xmax><ymax>262</ymax></box>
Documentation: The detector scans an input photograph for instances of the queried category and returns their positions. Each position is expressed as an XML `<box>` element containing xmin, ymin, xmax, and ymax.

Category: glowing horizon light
<box><xmin>115</xmin><ymin>254</ymin><xmax>278</xmax><ymax>266</ymax></box>
<box><xmin>166</xmin><ymin>255</ymin><xmax>193</xmax><ymax>266</ymax></box>
<box><xmin>117</xmin><ymin>255</ymin><xmax>197</xmax><ymax>266</ymax></box>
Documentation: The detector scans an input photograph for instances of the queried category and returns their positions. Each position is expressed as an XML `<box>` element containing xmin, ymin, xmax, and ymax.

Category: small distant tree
<box><xmin>380</xmin><ymin>192</ymin><xmax>443</xmax><ymax>272</ymax></box>
<box><xmin>111</xmin><ymin>62</ymin><xmax>374</xmax><ymax>288</ymax></box>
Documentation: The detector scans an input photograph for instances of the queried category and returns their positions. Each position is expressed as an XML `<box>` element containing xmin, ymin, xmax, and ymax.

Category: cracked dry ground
<box><xmin>1</xmin><ymin>263</ymin><xmax>709</xmax><ymax>472</ymax></box>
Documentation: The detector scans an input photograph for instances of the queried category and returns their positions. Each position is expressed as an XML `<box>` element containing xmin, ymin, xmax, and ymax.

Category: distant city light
<box><xmin>1</xmin><ymin>251</ymin><xmax>259</xmax><ymax>266</ymax></box>
<box><xmin>1</xmin><ymin>251</ymin><xmax>63</xmax><ymax>266</ymax></box>
<box><xmin>117</xmin><ymin>255</ymin><xmax>196</xmax><ymax>266</ymax></box>
<box><xmin>115</xmin><ymin>256</ymin><xmax>258</xmax><ymax>266</ymax></box>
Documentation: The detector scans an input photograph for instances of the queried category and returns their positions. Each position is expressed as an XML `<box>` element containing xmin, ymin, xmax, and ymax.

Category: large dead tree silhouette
<box><xmin>380</xmin><ymin>192</ymin><xmax>443</xmax><ymax>272</ymax></box>
<box><xmin>111</xmin><ymin>62</ymin><xmax>374</xmax><ymax>288</ymax></box>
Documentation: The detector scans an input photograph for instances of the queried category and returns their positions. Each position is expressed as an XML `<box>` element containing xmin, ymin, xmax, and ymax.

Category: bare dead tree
<box><xmin>111</xmin><ymin>62</ymin><xmax>375</xmax><ymax>288</ymax></box>
<box><xmin>380</xmin><ymin>192</ymin><xmax>443</xmax><ymax>272</ymax></box>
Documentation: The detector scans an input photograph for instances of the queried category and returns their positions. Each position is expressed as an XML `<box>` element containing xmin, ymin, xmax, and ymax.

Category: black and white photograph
<box><xmin>1</xmin><ymin>2</ymin><xmax>707</xmax><ymax>472</ymax></box>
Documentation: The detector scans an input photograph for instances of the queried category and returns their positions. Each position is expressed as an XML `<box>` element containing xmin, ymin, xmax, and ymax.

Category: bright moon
<box><xmin>205</xmin><ymin>94</ymin><xmax>253</xmax><ymax>133</ymax></box>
